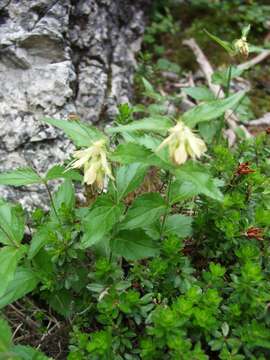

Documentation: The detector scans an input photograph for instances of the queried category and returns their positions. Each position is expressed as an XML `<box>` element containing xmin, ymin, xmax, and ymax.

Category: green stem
<box><xmin>216</xmin><ymin>64</ymin><xmax>233</xmax><ymax>143</ymax></box>
<box><xmin>225</xmin><ymin>64</ymin><xmax>232</xmax><ymax>98</ymax></box>
<box><xmin>160</xmin><ymin>173</ymin><xmax>172</xmax><ymax>238</ymax></box>
<box><xmin>43</xmin><ymin>180</ymin><xmax>61</xmax><ymax>225</ymax></box>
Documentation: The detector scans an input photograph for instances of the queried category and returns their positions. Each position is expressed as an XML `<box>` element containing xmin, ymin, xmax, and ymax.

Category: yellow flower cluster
<box><xmin>67</xmin><ymin>139</ymin><xmax>114</xmax><ymax>189</ymax></box>
<box><xmin>157</xmin><ymin>121</ymin><xmax>207</xmax><ymax>165</ymax></box>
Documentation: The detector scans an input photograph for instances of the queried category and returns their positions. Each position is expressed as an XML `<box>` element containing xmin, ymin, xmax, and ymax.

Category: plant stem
<box><xmin>225</xmin><ymin>64</ymin><xmax>232</xmax><ymax>98</ymax></box>
<box><xmin>43</xmin><ymin>180</ymin><xmax>61</xmax><ymax>225</ymax></box>
<box><xmin>160</xmin><ymin>173</ymin><xmax>172</xmax><ymax>238</ymax></box>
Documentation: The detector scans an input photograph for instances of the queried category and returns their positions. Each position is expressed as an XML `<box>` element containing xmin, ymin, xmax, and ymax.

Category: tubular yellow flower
<box><xmin>234</xmin><ymin>37</ymin><xmax>249</xmax><ymax>58</ymax></box>
<box><xmin>157</xmin><ymin>121</ymin><xmax>207</xmax><ymax>165</ymax></box>
<box><xmin>66</xmin><ymin>139</ymin><xmax>114</xmax><ymax>189</ymax></box>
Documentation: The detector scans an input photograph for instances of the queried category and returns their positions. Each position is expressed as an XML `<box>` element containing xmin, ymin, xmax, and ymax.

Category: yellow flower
<box><xmin>67</xmin><ymin>139</ymin><xmax>114</xmax><ymax>188</ymax></box>
<box><xmin>157</xmin><ymin>121</ymin><xmax>207</xmax><ymax>165</ymax></box>
<box><xmin>234</xmin><ymin>37</ymin><xmax>249</xmax><ymax>58</ymax></box>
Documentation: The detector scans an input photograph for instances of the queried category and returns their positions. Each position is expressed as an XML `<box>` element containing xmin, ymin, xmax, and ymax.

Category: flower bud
<box><xmin>234</xmin><ymin>38</ymin><xmax>249</xmax><ymax>58</ymax></box>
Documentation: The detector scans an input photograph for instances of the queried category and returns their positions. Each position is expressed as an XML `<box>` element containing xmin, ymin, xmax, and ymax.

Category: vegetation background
<box><xmin>0</xmin><ymin>0</ymin><xmax>270</xmax><ymax>359</ymax></box>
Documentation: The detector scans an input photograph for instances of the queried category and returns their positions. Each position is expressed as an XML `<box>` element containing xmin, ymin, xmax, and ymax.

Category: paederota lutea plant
<box><xmin>0</xmin><ymin>25</ymin><xmax>270</xmax><ymax>360</ymax></box>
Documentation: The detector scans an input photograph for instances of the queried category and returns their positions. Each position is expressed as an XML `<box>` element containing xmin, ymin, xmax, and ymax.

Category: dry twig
<box><xmin>238</xmin><ymin>50</ymin><xmax>270</xmax><ymax>71</ymax></box>
<box><xmin>246</xmin><ymin>112</ymin><xmax>270</xmax><ymax>127</ymax></box>
<box><xmin>183</xmin><ymin>38</ymin><xmax>252</xmax><ymax>145</ymax></box>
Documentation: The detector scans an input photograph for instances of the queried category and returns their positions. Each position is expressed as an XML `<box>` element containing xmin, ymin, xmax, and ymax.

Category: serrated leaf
<box><xmin>81</xmin><ymin>198</ymin><xmax>124</xmax><ymax>248</ymax></box>
<box><xmin>107</xmin><ymin>116</ymin><xmax>173</xmax><ymax>135</ymax></box>
<box><xmin>45</xmin><ymin>165</ymin><xmax>82</xmax><ymax>182</ymax></box>
<box><xmin>120</xmin><ymin>193</ymin><xmax>166</xmax><ymax>230</ymax></box>
<box><xmin>111</xmin><ymin>229</ymin><xmax>159</xmax><ymax>260</ymax></box>
<box><xmin>175</xmin><ymin>163</ymin><xmax>223</xmax><ymax>202</ymax></box>
<box><xmin>0</xmin><ymin>246</ymin><xmax>25</xmax><ymax>297</ymax></box>
<box><xmin>183</xmin><ymin>91</ymin><xmax>245</xmax><ymax>127</ymax></box>
<box><xmin>0</xmin><ymin>318</ymin><xmax>12</xmax><ymax>352</ymax></box>
<box><xmin>164</xmin><ymin>214</ymin><xmax>192</xmax><ymax>238</ymax></box>
<box><xmin>46</xmin><ymin>289</ymin><xmax>73</xmax><ymax>318</ymax></box>
<box><xmin>0</xmin><ymin>204</ymin><xmax>25</xmax><ymax>246</ymax></box>
<box><xmin>0</xmin><ymin>268</ymin><xmax>38</xmax><ymax>309</ymax></box>
<box><xmin>53</xmin><ymin>179</ymin><xmax>75</xmax><ymax>211</ymax></box>
<box><xmin>28</xmin><ymin>227</ymin><xmax>49</xmax><ymax>260</ymax></box>
<box><xmin>110</xmin><ymin>143</ymin><xmax>173</xmax><ymax>171</ymax></box>
<box><xmin>0</xmin><ymin>167</ymin><xmax>41</xmax><ymax>186</ymax></box>
<box><xmin>43</xmin><ymin>118</ymin><xmax>105</xmax><ymax>147</ymax></box>
<box><xmin>116</xmin><ymin>163</ymin><xmax>148</xmax><ymax>201</ymax></box>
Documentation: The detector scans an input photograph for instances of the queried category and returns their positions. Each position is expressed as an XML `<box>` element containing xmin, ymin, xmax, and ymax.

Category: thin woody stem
<box><xmin>160</xmin><ymin>173</ymin><xmax>173</xmax><ymax>238</ymax></box>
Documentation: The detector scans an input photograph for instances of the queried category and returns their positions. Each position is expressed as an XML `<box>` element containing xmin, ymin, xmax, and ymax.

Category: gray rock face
<box><xmin>0</xmin><ymin>0</ymin><xmax>149</xmax><ymax>209</ymax></box>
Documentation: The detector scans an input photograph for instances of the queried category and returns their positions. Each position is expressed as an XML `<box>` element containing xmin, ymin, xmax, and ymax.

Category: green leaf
<box><xmin>46</xmin><ymin>289</ymin><xmax>74</xmax><ymax>318</ymax></box>
<box><xmin>183</xmin><ymin>87</ymin><xmax>215</xmax><ymax>101</ymax></box>
<box><xmin>116</xmin><ymin>163</ymin><xmax>148</xmax><ymax>201</ymax></box>
<box><xmin>42</xmin><ymin>118</ymin><xmax>105</xmax><ymax>147</ymax></box>
<box><xmin>170</xmin><ymin>180</ymin><xmax>200</xmax><ymax>204</ymax></box>
<box><xmin>0</xmin><ymin>246</ymin><xmax>25</xmax><ymax>297</ymax></box>
<box><xmin>53</xmin><ymin>179</ymin><xmax>75</xmax><ymax>211</ymax></box>
<box><xmin>204</xmin><ymin>29</ymin><xmax>234</xmax><ymax>55</ymax></box>
<box><xmin>157</xmin><ymin>58</ymin><xmax>181</xmax><ymax>73</ymax></box>
<box><xmin>242</xmin><ymin>24</ymin><xmax>251</xmax><ymax>38</ymax></box>
<box><xmin>212</xmin><ymin>66</ymin><xmax>244</xmax><ymax>86</ymax></box>
<box><xmin>164</xmin><ymin>214</ymin><xmax>192</xmax><ymax>238</ymax></box>
<box><xmin>0</xmin><ymin>267</ymin><xmax>38</xmax><ymax>309</ymax></box>
<box><xmin>175</xmin><ymin>163</ymin><xmax>223</xmax><ymax>202</ymax></box>
<box><xmin>28</xmin><ymin>227</ymin><xmax>49</xmax><ymax>260</ymax></box>
<box><xmin>199</xmin><ymin>120</ymin><xmax>220</xmax><ymax>144</ymax></box>
<box><xmin>0</xmin><ymin>318</ymin><xmax>12</xmax><ymax>352</ymax></box>
<box><xmin>0</xmin><ymin>167</ymin><xmax>41</xmax><ymax>186</ymax></box>
<box><xmin>81</xmin><ymin>198</ymin><xmax>124</xmax><ymax>248</ymax></box>
<box><xmin>107</xmin><ymin>116</ymin><xmax>173</xmax><ymax>135</ymax></box>
<box><xmin>142</xmin><ymin>77</ymin><xmax>155</xmax><ymax>94</ymax></box>
<box><xmin>111</xmin><ymin>230</ymin><xmax>159</xmax><ymax>260</ymax></box>
<box><xmin>11</xmin><ymin>345</ymin><xmax>51</xmax><ymax>360</ymax></box>
<box><xmin>183</xmin><ymin>91</ymin><xmax>245</xmax><ymax>127</ymax></box>
<box><xmin>120</xmin><ymin>193</ymin><xmax>166</xmax><ymax>230</ymax></box>
<box><xmin>111</xmin><ymin>143</ymin><xmax>173</xmax><ymax>171</ymax></box>
<box><xmin>0</xmin><ymin>204</ymin><xmax>25</xmax><ymax>246</ymax></box>
<box><xmin>45</xmin><ymin>165</ymin><xmax>82</xmax><ymax>182</ymax></box>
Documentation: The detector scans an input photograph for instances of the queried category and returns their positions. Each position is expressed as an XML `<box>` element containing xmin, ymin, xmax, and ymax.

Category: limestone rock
<box><xmin>0</xmin><ymin>0</ymin><xmax>149</xmax><ymax>209</ymax></box>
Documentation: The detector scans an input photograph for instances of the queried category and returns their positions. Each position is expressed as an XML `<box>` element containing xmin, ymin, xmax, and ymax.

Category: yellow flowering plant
<box><xmin>0</xmin><ymin>66</ymin><xmax>249</xmax><ymax>359</ymax></box>
<box><xmin>66</xmin><ymin>139</ymin><xmax>114</xmax><ymax>189</ymax></box>
<box><xmin>157</xmin><ymin>121</ymin><xmax>207</xmax><ymax>165</ymax></box>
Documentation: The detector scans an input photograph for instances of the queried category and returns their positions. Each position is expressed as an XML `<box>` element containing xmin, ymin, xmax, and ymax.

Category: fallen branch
<box><xmin>183</xmin><ymin>38</ymin><xmax>251</xmax><ymax>144</ymax></box>
<box><xmin>238</xmin><ymin>50</ymin><xmax>270</xmax><ymax>71</ymax></box>
<box><xmin>182</xmin><ymin>38</ymin><xmax>221</xmax><ymax>97</ymax></box>
<box><xmin>246</xmin><ymin>112</ymin><xmax>270</xmax><ymax>127</ymax></box>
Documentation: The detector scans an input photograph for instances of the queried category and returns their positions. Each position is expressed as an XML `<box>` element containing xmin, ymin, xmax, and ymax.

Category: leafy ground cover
<box><xmin>1</xmin><ymin>1</ymin><xmax>270</xmax><ymax>359</ymax></box>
